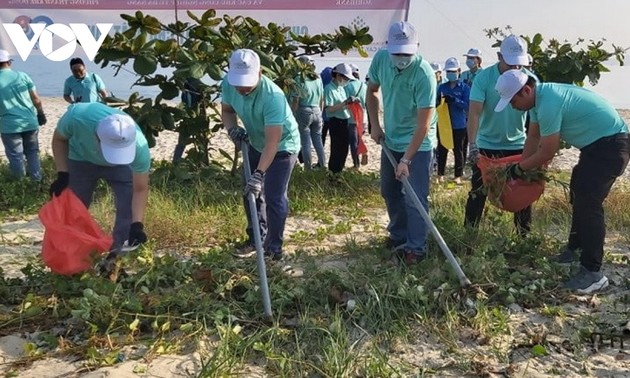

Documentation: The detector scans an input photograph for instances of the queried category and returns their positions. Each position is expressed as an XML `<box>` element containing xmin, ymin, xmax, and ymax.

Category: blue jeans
<box><xmin>296</xmin><ymin>106</ymin><xmax>326</xmax><ymax>168</ymax></box>
<box><xmin>1</xmin><ymin>130</ymin><xmax>42</xmax><ymax>180</ymax></box>
<box><xmin>380</xmin><ymin>149</ymin><xmax>432</xmax><ymax>254</ymax></box>
<box><xmin>243</xmin><ymin>146</ymin><xmax>297</xmax><ymax>254</ymax></box>
<box><xmin>67</xmin><ymin>159</ymin><xmax>133</xmax><ymax>249</ymax></box>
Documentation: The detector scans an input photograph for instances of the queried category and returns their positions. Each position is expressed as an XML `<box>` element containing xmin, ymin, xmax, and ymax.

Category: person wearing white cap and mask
<box><xmin>50</xmin><ymin>102</ymin><xmax>151</xmax><ymax>249</ymax></box>
<box><xmin>495</xmin><ymin>69</ymin><xmax>629</xmax><ymax>293</ymax></box>
<box><xmin>464</xmin><ymin>34</ymin><xmax>534</xmax><ymax>236</ymax></box>
<box><xmin>0</xmin><ymin>49</ymin><xmax>47</xmax><ymax>181</ymax></box>
<box><xmin>222</xmin><ymin>49</ymin><xmax>300</xmax><ymax>261</ymax></box>
<box><xmin>323</xmin><ymin>62</ymin><xmax>357</xmax><ymax>174</ymax></box>
<box><xmin>436</xmin><ymin>57</ymin><xmax>470</xmax><ymax>185</ymax></box>
<box><xmin>430</xmin><ymin>61</ymin><xmax>446</xmax><ymax>85</ymax></box>
<box><xmin>291</xmin><ymin>55</ymin><xmax>326</xmax><ymax>169</ymax></box>
<box><xmin>461</xmin><ymin>48</ymin><xmax>483</xmax><ymax>87</ymax></box>
<box><xmin>366</xmin><ymin>21</ymin><xmax>437</xmax><ymax>265</ymax></box>
<box><xmin>345</xmin><ymin>63</ymin><xmax>368</xmax><ymax>167</ymax></box>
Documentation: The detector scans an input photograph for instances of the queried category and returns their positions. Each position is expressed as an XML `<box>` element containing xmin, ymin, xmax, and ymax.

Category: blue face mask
<box><xmin>466</xmin><ymin>58</ymin><xmax>476</xmax><ymax>69</ymax></box>
<box><xmin>446</xmin><ymin>72</ymin><xmax>458</xmax><ymax>82</ymax></box>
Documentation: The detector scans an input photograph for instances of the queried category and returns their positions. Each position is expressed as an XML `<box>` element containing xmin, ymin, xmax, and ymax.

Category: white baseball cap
<box><xmin>97</xmin><ymin>114</ymin><xmax>137</xmax><ymax>165</ymax></box>
<box><xmin>500</xmin><ymin>35</ymin><xmax>529</xmax><ymax>66</ymax></box>
<box><xmin>463</xmin><ymin>48</ymin><xmax>482</xmax><ymax>58</ymax></box>
<box><xmin>430</xmin><ymin>62</ymin><xmax>443</xmax><ymax>73</ymax></box>
<box><xmin>333</xmin><ymin>63</ymin><xmax>354</xmax><ymax>80</ymax></box>
<box><xmin>494</xmin><ymin>69</ymin><xmax>528</xmax><ymax>112</ymax></box>
<box><xmin>444</xmin><ymin>57</ymin><xmax>460</xmax><ymax>71</ymax></box>
<box><xmin>0</xmin><ymin>49</ymin><xmax>12</xmax><ymax>63</ymax></box>
<box><xmin>387</xmin><ymin>21</ymin><xmax>419</xmax><ymax>55</ymax></box>
<box><xmin>227</xmin><ymin>49</ymin><xmax>261</xmax><ymax>87</ymax></box>
<box><xmin>349</xmin><ymin>63</ymin><xmax>359</xmax><ymax>73</ymax></box>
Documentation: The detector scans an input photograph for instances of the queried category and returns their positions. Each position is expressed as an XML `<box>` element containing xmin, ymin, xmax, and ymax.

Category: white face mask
<box><xmin>390</xmin><ymin>55</ymin><xmax>414</xmax><ymax>70</ymax></box>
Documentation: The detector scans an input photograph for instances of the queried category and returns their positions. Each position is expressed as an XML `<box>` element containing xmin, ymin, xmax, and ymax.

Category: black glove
<box><xmin>505</xmin><ymin>163</ymin><xmax>525</xmax><ymax>180</ymax></box>
<box><xmin>227</xmin><ymin>127</ymin><xmax>248</xmax><ymax>145</ymax></box>
<box><xmin>443</xmin><ymin>95</ymin><xmax>455</xmax><ymax>104</ymax></box>
<box><xmin>37</xmin><ymin>112</ymin><xmax>47</xmax><ymax>126</ymax></box>
<box><xmin>49</xmin><ymin>172</ymin><xmax>69</xmax><ymax>197</ymax></box>
<box><xmin>128</xmin><ymin>222</ymin><xmax>147</xmax><ymax>246</ymax></box>
<box><xmin>244</xmin><ymin>169</ymin><xmax>264</xmax><ymax>198</ymax></box>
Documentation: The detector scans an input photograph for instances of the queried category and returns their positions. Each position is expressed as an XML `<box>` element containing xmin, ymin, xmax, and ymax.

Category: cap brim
<box><xmin>503</xmin><ymin>54</ymin><xmax>529</xmax><ymax>66</ymax></box>
<box><xmin>387</xmin><ymin>44</ymin><xmax>417</xmax><ymax>55</ymax></box>
<box><xmin>340</xmin><ymin>73</ymin><xmax>355</xmax><ymax>80</ymax></box>
<box><xmin>101</xmin><ymin>143</ymin><xmax>136</xmax><ymax>165</ymax></box>
<box><xmin>494</xmin><ymin>98</ymin><xmax>511</xmax><ymax>112</ymax></box>
<box><xmin>227</xmin><ymin>71</ymin><xmax>259</xmax><ymax>87</ymax></box>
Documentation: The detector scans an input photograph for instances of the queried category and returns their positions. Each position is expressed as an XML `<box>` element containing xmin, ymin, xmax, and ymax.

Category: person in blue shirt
<box><xmin>50</xmin><ymin>102</ymin><xmax>151</xmax><ymax>250</ymax></box>
<box><xmin>436</xmin><ymin>57</ymin><xmax>470</xmax><ymax>184</ymax></box>
<box><xmin>63</xmin><ymin>57</ymin><xmax>108</xmax><ymax>104</ymax></box>
<box><xmin>222</xmin><ymin>49</ymin><xmax>301</xmax><ymax>261</ymax></box>
<box><xmin>465</xmin><ymin>35</ymin><xmax>532</xmax><ymax>236</ymax></box>
<box><xmin>495</xmin><ymin>69</ymin><xmax>629</xmax><ymax>294</ymax></box>
<box><xmin>0</xmin><ymin>49</ymin><xmax>47</xmax><ymax>181</ymax></box>
<box><xmin>320</xmin><ymin>66</ymin><xmax>334</xmax><ymax>147</ymax></box>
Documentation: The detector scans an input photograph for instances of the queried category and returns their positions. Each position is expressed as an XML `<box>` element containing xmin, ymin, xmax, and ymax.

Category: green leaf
<box><xmin>134</xmin><ymin>55</ymin><xmax>158</xmax><ymax>75</ymax></box>
<box><xmin>189</xmin><ymin>62</ymin><xmax>207</xmax><ymax>79</ymax></box>
<box><xmin>159</xmin><ymin>82</ymin><xmax>179</xmax><ymax>100</ymax></box>
<box><xmin>531</xmin><ymin>344</ymin><xmax>547</xmax><ymax>357</ymax></box>
<box><xmin>129</xmin><ymin>318</ymin><xmax>140</xmax><ymax>331</ymax></box>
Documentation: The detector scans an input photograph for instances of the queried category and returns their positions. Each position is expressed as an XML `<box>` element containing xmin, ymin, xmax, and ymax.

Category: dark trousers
<box><xmin>67</xmin><ymin>159</ymin><xmax>133</xmax><ymax>249</ymax></box>
<box><xmin>243</xmin><ymin>146</ymin><xmax>297</xmax><ymax>254</ymax></box>
<box><xmin>348</xmin><ymin>122</ymin><xmax>360</xmax><ymax>167</ymax></box>
<box><xmin>327</xmin><ymin>117</ymin><xmax>350</xmax><ymax>173</ymax></box>
<box><xmin>437</xmin><ymin>128</ymin><xmax>468</xmax><ymax>177</ymax></box>
<box><xmin>464</xmin><ymin>148</ymin><xmax>532</xmax><ymax>235</ymax></box>
<box><xmin>569</xmin><ymin>133</ymin><xmax>629</xmax><ymax>272</ymax></box>
<box><xmin>322</xmin><ymin>119</ymin><xmax>330</xmax><ymax>146</ymax></box>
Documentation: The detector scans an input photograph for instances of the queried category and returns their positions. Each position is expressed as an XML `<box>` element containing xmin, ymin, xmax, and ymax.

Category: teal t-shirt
<box><xmin>294</xmin><ymin>76</ymin><xmax>323</xmax><ymax>108</ymax></box>
<box><xmin>469</xmin><ymin>63</ymin><xmax>526</xmax><ymax>150</ymax></box>
<box><xmin>530</xmin><ymin>83</ymin><xmax>628</xmax><ymax>149</ymax></box>
<box><xmin>367</xmin><ymin>49</ymin><xmax>437</xmax><ymax>152</ymax></box>
<box><xmin>56</xmin><ymin>103</ymin><xmax>151</xmax><ymax>173</ymax></box>
<box><xmin>63</xmin><ymin>72</ymin><xmax>106</xmax><ymax>103</ymax></box>
<box><xmin>0</xmin><ymin>68</ymin><xmax>38</xmax><ymax>134</ymax></box>
<box><xmin>345</xmin><ymin>79</ymin><xmax>367</xmax><ymax>125</ymax></box>
<box><xmin>461</xmin><ymin>68</ymin><xmax>482</xmax><ymax>87</ymax></box>
<box><xmin>324</xmin><ymin>81</ymin><xmax>351</xmax><ymax>120</ymax></box>
<box><xmin>221</xmin><ymin>76</ymin><xmax>300</xmax><ymax>154</ymax></box>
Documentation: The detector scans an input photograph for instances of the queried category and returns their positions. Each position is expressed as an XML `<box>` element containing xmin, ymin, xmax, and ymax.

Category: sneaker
<box><xmin>563</xmin><ymin>266</ymin><xmax>609</xmax><ymax>294</ymax></box>
<box><xmin>402</xmin><ymin>250</ymin><xmax>426</xmax><ymax>266</ymax></box>
<box><xmin>385</xmin><ymin>237</ymin><xmax>405</xmax><ymax>250</ymax></box>
<box><xmin>265</xmin><ymin>250</ymin><xmax>284</xmax><ymax>261</ymax></box>
<box><xmin>556</xmin><ymin>246</ymin><xmax>578</xmax><ymax>265</ymax></box>
<box><xmin>232</xmin><ymin>242</ymin><xmax>256</xmax><ymax>258</ymax></box>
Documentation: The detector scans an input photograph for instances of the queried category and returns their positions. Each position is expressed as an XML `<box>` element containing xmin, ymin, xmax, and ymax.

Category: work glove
<box><xmin>128</xmin><ymin>222</ymin><xmax>147</xmax><ymax>246</ymax></box>
<box><xmin>244</xmin><ymin>169</ymin><xmax>264</xmax><ymax>198</ymax></box>
<box><xmin>37</xmin><ymin>112</ymin><xmax>47</xmax><ymax>126</ymax></box>
<box><xmin>443</xmin><ymin>95</ymin><xmax>455</xmax><ymax>104</ymax></box>
<box><xmin>227</xmin><ymin>126</ymin><xmax>248</xmax><ymax>145</ymax></box>
<box><xmin>467</xmin><ymin>142</ymin><xmax>479</xmax><ymax>163</ymax></box>
<box><xmin>49</xmin><ymin>172</ymin><xmax>69</xmax><ymax>197</ymax></box>
<box><xmin>505</xmin><ymin>163</ymin><xmax>525</xmax><ymax>180</ymax></box>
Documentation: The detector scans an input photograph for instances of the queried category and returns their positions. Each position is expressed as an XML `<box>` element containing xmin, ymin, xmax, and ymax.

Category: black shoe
<box><xmin>385</xmin><ymin>237</ymin><xmax>405</xmax><ymax>250</ymax></box>
<box><xmin>232</xmin><ymin>242</ymin><xmax>256</xmax><ymax>258</ymax></box>
<box><xmin>264</xmin><ymin>250</ymin><xmax>284</xmax><ymax>261</ymax></box>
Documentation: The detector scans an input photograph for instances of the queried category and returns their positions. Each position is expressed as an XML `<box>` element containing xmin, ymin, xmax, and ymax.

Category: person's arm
<box><xmin>29</xmin><ymin>90</ymin><xmax>44</xmax><ymax>115</ymax></box>
<box><xmin>325</xmin><ymin>100</ymin><xmax>348</xmax><ymax>114</ymax></box>
<box><xmin>291</xmin><ymin>95</ymin><xmax>299</xmax><ymax>113</ymax></box>
<box><xmin>519</xmin><ymin>132</ymin><xmax>559</xmax><ymax>170</ymax></box>
<box><xmin>257</xmin><ymin>126</ymin><xmax>282</xmax><ymax>172</ymax></box>
<box><xmin>522</xmin><ymin>122</ymin><xmax>541</xmax><ymax>159</ymax></box>
<box><xmin>366</xmin><ymin>82</ymin><xmax>383</xmax><ymax>143</ymax></box>
<box><xmin>131</xmin><ymin>172</ymin><xmax>150</xmax><ymax>222</ymax></box>
<box><xmin>221</xmin><ymin>102</ymin><xmax>239</xmax><ymax>131</ymax></box>
<box><xmin>467</xmin><ymin>100</ymin><xmax>483</xmax><ymax>142</ymax></box>
<box><xmin>51</xmin><ymin>130</ymin><xmax>69</xmax><ymax>172</ymax></box>
<box><xmin>63</xmin><ymin>95</ymin><xmax>74</xmax><ymax>104</ymax></box>
<box><xmin>98</xmin><ymin>88</ymin><xmax>108</xmax><ymax>101</ymax></box>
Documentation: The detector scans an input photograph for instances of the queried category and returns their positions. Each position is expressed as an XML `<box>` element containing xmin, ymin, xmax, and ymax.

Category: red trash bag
<box><xmin>476</xmin><ymin>154</ymin><xmax>546</xmax><ymax>213</ymax></box>
<box><xmin>38</xmin><ymin>190</ymin><xmax>112</xmax><ymax>275</ymax></box>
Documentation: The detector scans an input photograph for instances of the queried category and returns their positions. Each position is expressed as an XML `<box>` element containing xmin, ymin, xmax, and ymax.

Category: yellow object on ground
<box><xmin>436</xmin><ymin>98</ymin><xmax>454</xmax><ymax>149</ymax></box>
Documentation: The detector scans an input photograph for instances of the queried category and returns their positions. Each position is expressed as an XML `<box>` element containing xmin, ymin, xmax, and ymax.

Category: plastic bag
<box><xmin>38</xmin><ymin>190</ymin><xmax>112</xmax><ymax>275</ymax></box>
<box><xmin>476</xmin><ymin>154</ymin><xmax>546</xmax><ymax>212</ymax></box>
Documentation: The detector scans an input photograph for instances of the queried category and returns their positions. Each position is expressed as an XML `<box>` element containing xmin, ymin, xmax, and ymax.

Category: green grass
<box><xmin>1</xmin><ymin>158</ymin><xmax>630</xmax><ymax>376</ymax></box>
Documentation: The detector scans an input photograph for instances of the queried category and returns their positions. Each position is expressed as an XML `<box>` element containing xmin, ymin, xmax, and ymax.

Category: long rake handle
<box><xmin>242</xmin><ymin>141</ymin><xmax>273</xmax><ymax>319</ymax></box>
<box><xmin>382</xmin><ymin>144</ymin><xmax>472</xmax><ymax>288</ymax></box>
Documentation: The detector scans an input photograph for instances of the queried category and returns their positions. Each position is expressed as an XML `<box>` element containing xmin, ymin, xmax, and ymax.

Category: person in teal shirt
<box><xmin>63</xmin><ymin>57</ymin><xmax>108</xmax><ymax>104</ymax></box>
<box><xmin>222</xmin><ymin>49</ymin><xmax>300</xmax><ymax>261</ymax></box>
<box><xmin>495</xmin><ymin>69</ymin><xmax>629</xmax><ymax>294</ymax></box>
<box><xmin>324</xmin><ymin>62</ymin><xmax>356</xmax><ymax>174</ymax></box>
<box><xmin>50</xmin><ymin>102</ymin><xmax>151</xmax><ymax>250</ymax></box>
<box><xmin>0</xmin><ymin>49</ymin><xmax>47</xmax><ymax>181</ymax></box>
<box><xmin>291</xmin><ymin>55</ymin><xmax>326</xmax><ymax>169</ymax></box>
<box><xmin>464</xmin><ymin>35</ymin><xmax>532</xmax><ymax>236</ymax></box>
<box><xmin>345</xmin><ymin>63</ymin><xmax>368</xmax><ymax>167</ymax></box>
<box><xmin>367</xmin><ymin>21</ymin><xmax>437</xmax><ymax>265</ymax></box>
<box><xmin>461</xmin><ymin>48</ymin><xmax>483</xmax><ymax>87</ymax></box>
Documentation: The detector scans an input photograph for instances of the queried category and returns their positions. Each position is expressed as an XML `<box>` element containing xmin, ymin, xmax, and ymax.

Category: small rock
<box><xmin>508</xmin><ymin>303</ymin><xmax>523</xmax><ymax>313</ymax></box>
